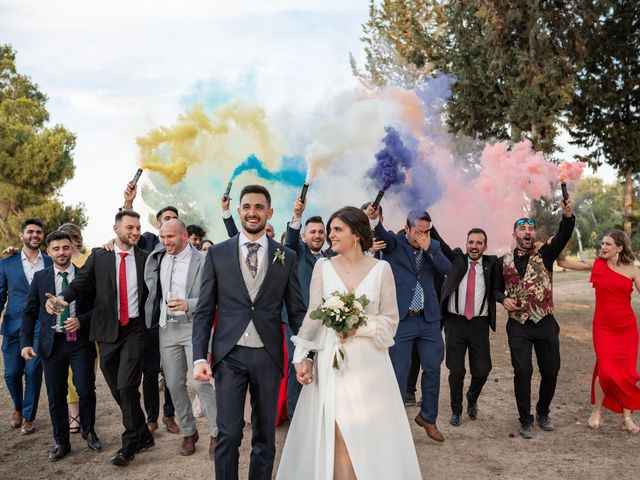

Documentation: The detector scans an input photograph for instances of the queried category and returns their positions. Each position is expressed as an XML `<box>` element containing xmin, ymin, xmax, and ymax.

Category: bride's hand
<box><xmin>294</xmin><ymin>359</ymin><xmax>314</xmax><ymax>385</ymax></box>
<box><xmin>336</xmin><ymin>328</ymin><xmax>357</xmax><ymax>343</ymax></box>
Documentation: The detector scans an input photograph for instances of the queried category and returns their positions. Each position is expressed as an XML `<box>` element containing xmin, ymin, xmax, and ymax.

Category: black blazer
<box><xmin>61</xmin><ymin>247</ymin><xmax>149</xmax><ymax>343</ymax></box>
<box><xmin>20</xmin><ymin>265</ymin><xmax>94</xmax><ymax>358</ymax></box>
<box><xmin>192</xmin><ymin>235</ymin><xmax>306</xmax><ymax>374</ymax></box>
<box><xmin>431</xmin><ymin>227</ymin><xmax>497</xmax><ymax>331</ymax></box>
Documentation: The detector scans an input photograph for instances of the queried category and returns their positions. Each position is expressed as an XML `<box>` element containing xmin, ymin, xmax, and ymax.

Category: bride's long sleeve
<box><xmin>291</xmin><ymin>259</ymin><xmax>327</xmax><ymax>364</ymax></box>
<box><xmin>354</xmin><ymin>261</ymin><xmax>400</xmax><ymax>349</ymax></box>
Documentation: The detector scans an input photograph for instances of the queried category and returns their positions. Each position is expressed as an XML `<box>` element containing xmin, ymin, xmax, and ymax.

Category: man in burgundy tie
<box><xmin>431</xmin><ymin>227</ymin><xmax>498</xmax><ymax>427</ymax></box>
<box><xmin>47</xmin><ymin>210</ymin><xmax>153</xmax><ymax>466</ymax></box>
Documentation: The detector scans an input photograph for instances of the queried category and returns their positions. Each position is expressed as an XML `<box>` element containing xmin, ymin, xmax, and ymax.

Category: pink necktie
<box><xmin>118</xmin><ymin>252</ymin><xmax>129</xmax><ymax>326</ymax></box>
<box><xmin>464</xmin><ymin>261</ymin><xmax>478</xmax><ymax>320</ymax></box>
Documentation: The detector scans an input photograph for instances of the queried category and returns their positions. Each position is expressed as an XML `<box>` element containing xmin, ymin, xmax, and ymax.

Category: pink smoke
<box><xmin>430</xmin><ymin>140</ymin><xmax>585</xmax><ymax>252</ymax></box>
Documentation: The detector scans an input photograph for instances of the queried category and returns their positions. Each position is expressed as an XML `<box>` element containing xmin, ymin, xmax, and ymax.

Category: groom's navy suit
<box><xmin>192</xmin><ymin>233</ymin><xmax>306</xmax><ymax>480</ymax></box>
<box><xmin>374</xmin><ymin>222</ymin><xmax>451</xmax><ymax>425</ymax></box>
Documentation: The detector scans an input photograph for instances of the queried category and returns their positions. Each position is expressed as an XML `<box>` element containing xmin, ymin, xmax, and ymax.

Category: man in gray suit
<box><xmin>144</xmin><ymin>219</ymin><xmax>217</xmax><ymax>458</ymax></box>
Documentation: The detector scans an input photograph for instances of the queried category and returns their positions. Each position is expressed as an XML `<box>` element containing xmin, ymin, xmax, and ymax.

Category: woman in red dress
<box><xmin>558</xmin><ymin>230</ymin><xmax>640</xmax><ymax>433</ymax></box>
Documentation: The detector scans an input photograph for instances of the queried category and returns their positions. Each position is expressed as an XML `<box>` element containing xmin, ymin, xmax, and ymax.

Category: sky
<box><xmin>1</xmin><ymin>1</ymin><xmax>372</xmax><ymax>244</ymax></box>
<box><xmin>1</xmin><ymin>1</ymin><xmax>617</xmax><ymax>246</ymax></box>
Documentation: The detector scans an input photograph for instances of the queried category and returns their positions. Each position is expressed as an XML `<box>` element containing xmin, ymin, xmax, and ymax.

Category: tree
<box><xmin>445</xmin><ymin>1</ymin><xmax>579</xmax><ymax>154</ymax></box>
<box><xmin>568</xmin><ymin>0</ymin><xmax>640</xmax><ymax>237</ymax></box>
<box><xmin>0</xmin><ymin>44</ymin><xmax>86</xmax><ymax>249</ymax></box>
<box><xmin>351</xmin><ymin>0</ymin><xmax>448</xmax><ymax>88</ymax></box>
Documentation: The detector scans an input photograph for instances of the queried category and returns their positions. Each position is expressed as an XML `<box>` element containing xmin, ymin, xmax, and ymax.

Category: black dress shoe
<box><xmin>467</xmin><ymin>404</ymin><xmax>478</xmax><ymax>420</ymax></box>
<box><xmin>48</xmin><ymin>444</ymin><xmax>71</xmax><ymax>462</ymax></box>
<box><xmin>83</xmin><ymin>431</ymin><xmax>102</xmax><ymax>451</ymax></box>
<box><xmin>136</xmin><ymin>435</ymin><xmax>155</xmax><ymax>453</ymax></box>
<box><xmin>450</xmin><ymin>413</ymin><xmax>462</xmax><ymax>427</ymax></box>
<box><xmin>108</xmin><ymin>448</ymin><xmax>135</xmax><ymax>466</ymax></box>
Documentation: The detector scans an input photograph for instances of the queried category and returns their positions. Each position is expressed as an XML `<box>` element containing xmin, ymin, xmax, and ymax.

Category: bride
<box><xmin>276</xmin><ymin>206</ymin><xmax>421</xmax><ymax>480</ymax></box>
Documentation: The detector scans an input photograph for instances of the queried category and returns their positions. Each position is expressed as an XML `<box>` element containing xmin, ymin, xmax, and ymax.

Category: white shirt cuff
<box><xmin>222</xmin><ymin>210</ymin><xmax>231</xmax><ymax>219</ymax></box>
<box><xmin>289</xmin><ymin>216</ymin><xmax>302</xmax><ymax>230</ymax></box>
<box><xmin>193</xmin><ymin>359</ymin><xmax>208</xmax><ymax>366</ymax></box>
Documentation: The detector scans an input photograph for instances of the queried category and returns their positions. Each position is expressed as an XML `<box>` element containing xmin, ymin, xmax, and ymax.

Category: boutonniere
<box><xmin>272</xmin><ymin>248</ymin><xmax>286</xmax><ymax>265</ymax></box>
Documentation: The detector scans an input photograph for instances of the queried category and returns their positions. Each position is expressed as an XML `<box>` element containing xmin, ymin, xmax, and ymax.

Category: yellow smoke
<box><xmin>137</xmin><ymin>102</ymin><xmax>283</xmax><ymax>185</ymax></box>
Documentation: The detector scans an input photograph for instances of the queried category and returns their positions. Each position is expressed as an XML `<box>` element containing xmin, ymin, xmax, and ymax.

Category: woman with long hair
<box><xmin>557</xmin><ymin>229</ymin><xmax>640</xmax><ymax>433</ymax></box>
<box><xmin>277</xmin><ymin>207</ymin><xmax>421</xmax><ymax>479</ymax></box>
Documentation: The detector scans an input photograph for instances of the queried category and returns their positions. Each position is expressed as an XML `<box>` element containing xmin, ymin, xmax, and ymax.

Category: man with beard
<box><xmin>20</xmin><ymin>231</ymin><xmax>101</xmax><ymax>461</ymax></box>
<box><xmin>0</xmin><ymin>218</ymin><xmax>51</xmax><ymax>433</ymax></box>
<box><xmin>221</xmin><ymin>194</ymin><xmax>276</xmax><ymax>240</ymax></box>
<box><xmin>47</xmin><ymin>210</ymin><xmax>153</xmax><ymax>466</ymax></box>
<box><xmin>431</xmin><ymin>227</ymin><xmax>497</xmax><ymax>426</ymax></box>
<box><xmin>121</xmin><ymin>182</ymin><xmax>180</xmax><ymax>435</ymax></box>
<box><xmin>493</xmin><ymin>198</ymin><xmax>575</xmax><ymax>438</ymax></box>
<box><xmin>193</xmin><ymin>184</ymin><xmax>306</xmax><ymax>480</ymax></box>
<box><xmin>283</xmin><ymin>196</ymin><xmax>334</xmax><ymax>417</ymax></box>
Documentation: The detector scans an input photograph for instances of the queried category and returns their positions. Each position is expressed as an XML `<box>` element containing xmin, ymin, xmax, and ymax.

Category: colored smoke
<box><xmin>231</xmin><ymin>154</ymin><xmax>306</xmax><ymax>186</ymax></box>
<box><xmin>367</xmin><ymin>127</ymin><xmax>414</xmax><ymax>191</ymax></box>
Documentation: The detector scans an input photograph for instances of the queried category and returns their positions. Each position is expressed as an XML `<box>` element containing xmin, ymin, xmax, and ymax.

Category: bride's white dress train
<box><xmin>276</xmin><ymin>258</ymin><xmax>422</xmax><ymax>479</ymax></box>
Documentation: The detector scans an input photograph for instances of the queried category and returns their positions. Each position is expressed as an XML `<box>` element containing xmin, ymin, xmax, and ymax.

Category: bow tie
<box><xmin>516</xmin><ymin>248</ymin><xmax>534</xmax><ymax>257</ymax></box>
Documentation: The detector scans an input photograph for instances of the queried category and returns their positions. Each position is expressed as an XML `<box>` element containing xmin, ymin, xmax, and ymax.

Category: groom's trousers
<box><xmin>214</xmin><ymin>345</ymin><xmax>281</xmax><ymax>480</ymax></box>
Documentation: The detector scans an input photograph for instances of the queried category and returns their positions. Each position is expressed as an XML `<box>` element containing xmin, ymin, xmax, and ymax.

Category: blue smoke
<box><xmin>231</xmin><ymin>154</ymin><xmax>307</xmax><ymax>186</ymax></box>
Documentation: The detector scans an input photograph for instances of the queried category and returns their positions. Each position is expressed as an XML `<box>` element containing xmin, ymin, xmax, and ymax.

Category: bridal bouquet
<box><xmin>309</xmin><ymin>291</ymin><xmax>370</xmax><ymax>370</ymax></box>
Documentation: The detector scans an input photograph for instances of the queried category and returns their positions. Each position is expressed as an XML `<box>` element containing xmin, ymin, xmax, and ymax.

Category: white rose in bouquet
<box><xmin>353</xmin><ymin>300</ymin><xmax>364</xmax><ymax>312</ymax></box>
<box><xmin>324</xmin><ymin>295</ymin><xmax>345</xmax><ymax>311</ymax></box>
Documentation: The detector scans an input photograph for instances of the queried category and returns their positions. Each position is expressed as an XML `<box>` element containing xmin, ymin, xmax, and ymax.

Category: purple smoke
<box><xmin>367</xmin><ymin>127</ymin><xmax>415</xmax><ymax>191</ymax></box>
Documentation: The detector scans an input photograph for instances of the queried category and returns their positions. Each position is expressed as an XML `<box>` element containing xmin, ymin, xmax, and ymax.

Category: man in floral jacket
<box><xmin>493</xmin><ymin>197</ymin><xmax>575</xmax><ymax>439</ymax></box>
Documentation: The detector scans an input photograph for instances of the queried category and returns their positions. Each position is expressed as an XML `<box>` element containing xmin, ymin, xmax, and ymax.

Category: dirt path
<box><xmin>1</xmin><ymin>270</ymin><xmax>639</xmax><ymax>479</ymax></box>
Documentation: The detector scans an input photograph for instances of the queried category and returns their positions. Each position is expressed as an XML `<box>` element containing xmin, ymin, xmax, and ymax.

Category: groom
<box><xmin>192</xmin><ymin>184</ymin><xmax>306</xmax><ymax>480</ymax></box>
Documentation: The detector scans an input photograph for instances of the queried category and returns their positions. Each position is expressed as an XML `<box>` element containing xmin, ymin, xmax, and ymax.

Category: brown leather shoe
<box><xmin>21</xmin><ymin>420</ymin><xmax>35</xmax><ymax>435</ymax></box>
<box><xmin>414</xmin><ymin>415</ymin><xmax>444</xmax><ymax>442</ymax></box>
<box><xmin>147</xmin><ymin>421</ymin><xmax>158</xmax><ymax>434</ymax></box>
<box><xmin>10</xmin><ymin>410</ymin><xmax>23</xmax><ymax>429</ymax></box>
<box><xmin>163</xmin><ymin>415</ymin><xmax>180</xmax><ymax>434</ymax></box>
<box><xmin>179</xmin><ymin>430</ymin><xmax>199</xmax><ymax>456</ymax></box>
<box><xmin>209</xmin><ymin>436</ymin><xmax>217</xmax><ymax>459</ymax></box>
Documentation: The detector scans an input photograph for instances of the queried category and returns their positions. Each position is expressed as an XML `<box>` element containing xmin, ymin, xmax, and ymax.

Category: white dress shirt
<box><xmin>21</xmin><ymin>249</ymin><xmax>45</xmax><ymax>284</ymax></box>
<box><xmin>448</xmin><ymin>257</ymin><xmax>488</xmax><ymax>317</ymax></box>
<box><xmin>160</xmin><ymin>243</ymin><xmax>193</xmax><ymax>324</ymax></box>
<box><xmin>54</xmin><ymin>264</ymin><xmax>76</xmax><ymax>332</ymax></box>
<box><xmin>114</xmin><ymin>244</ymin><xmax>139</xmax><ymax>320</ymax></box>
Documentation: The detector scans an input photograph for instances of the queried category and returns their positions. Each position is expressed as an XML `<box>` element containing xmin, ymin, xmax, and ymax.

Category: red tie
<box><xmin>118</xmin><ymin>252</ymin><xmax>129</xmax><ymax>326</ymax></box>
<box><xmin>464</xmin><ymin>261</ymin><xmax>478</xmax><ymax>320</ymax></box>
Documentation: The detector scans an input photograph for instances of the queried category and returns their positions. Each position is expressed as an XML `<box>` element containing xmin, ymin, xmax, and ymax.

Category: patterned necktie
<box><xmin>118</xmin><ymin>252</ymin><xmax>129</xmax><ymax>326</ymax></box>
<box><xmin>312</xmin><ymin>252</ymin><xmax>322</xmax><ymax>260</ymax></box>
<box><xmin>245</xmin><ymin>243</ymin><xmax>260</xmax><ymax>278</ymax></box>
<box><xmin>409</xmin><ymin>248</ymin><xmax>424</xmax><ymax>311</ymax></box>
<box><xmin>464</xmin><ymin>261</ymin><xmax>478</xmax><ymax>320</ymax></box>
<box><xmin>58</xmin><ymin>271</ymin><xmax>70</xmax><ymax>329</ymax></box>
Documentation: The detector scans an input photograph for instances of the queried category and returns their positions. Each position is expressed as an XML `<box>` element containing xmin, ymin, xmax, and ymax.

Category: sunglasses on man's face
<box><xmin>515</xmin><ymin>218</ymin><xmax>536</xmax><ymax>227</ymax></box>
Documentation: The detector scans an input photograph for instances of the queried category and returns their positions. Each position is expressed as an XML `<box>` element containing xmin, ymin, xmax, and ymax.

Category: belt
<box><xmin>407</xmin><ymin>309</ymin><xmax>424</xmax><ymax>317</ymax></box>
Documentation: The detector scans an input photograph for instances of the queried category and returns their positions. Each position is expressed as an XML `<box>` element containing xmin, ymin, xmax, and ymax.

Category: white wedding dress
<box><xmin>276</xmin><ymin>258</ymin><xmax>422</xmax><ymax>480</ymax></box>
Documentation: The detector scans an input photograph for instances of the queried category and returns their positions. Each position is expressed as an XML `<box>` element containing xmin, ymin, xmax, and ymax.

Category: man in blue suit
<box><xmin>20</xmin><ymin>231</ymin><xmax>101</xmax><ymax>461</ymax></box>
<box><xmin>284</xmin><ymin>196</ymin><xmax>334</xmax><ymax>417</ymax></box>
<box><xmin>367</xmin><ymin>206</ymin><xmax>451</xmax><ymax>442</ymax></box>
<box><xmin>0</xmin><ymin>218</ymin><xmax>51</xmax><ymax>434</ymax></box>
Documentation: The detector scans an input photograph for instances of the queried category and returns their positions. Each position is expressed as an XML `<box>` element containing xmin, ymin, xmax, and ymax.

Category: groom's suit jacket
<box><xmin>192</xmin><ymin>234</ymin><xmax>306</xmax><ymax>373</ymax></box>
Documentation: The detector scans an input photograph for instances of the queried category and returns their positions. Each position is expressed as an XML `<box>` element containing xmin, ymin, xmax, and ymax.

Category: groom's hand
<box><xmin>194</xmin><ymin>361</ymin><xmax>213</xmax><ymax>382</ymax></box>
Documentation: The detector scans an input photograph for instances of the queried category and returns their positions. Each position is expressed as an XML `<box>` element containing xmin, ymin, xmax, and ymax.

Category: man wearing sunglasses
<box><xmin>493</xmin><ymin>197</ymin><xmax>575</xmax><ymax>439</ymax></box>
